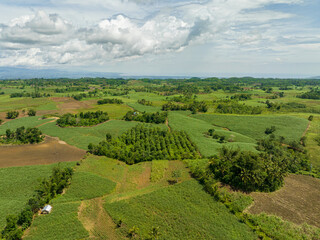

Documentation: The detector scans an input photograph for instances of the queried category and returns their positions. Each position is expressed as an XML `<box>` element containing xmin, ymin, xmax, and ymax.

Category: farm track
<box><xmin>302</xmin><ymin>121</ymin><xmax>311</xmax><ymax>138</ymax></box>
<box><xmin>78</xmin><ymin>198</ymin><xmax>121</xmax><ymax>240</ymax></box>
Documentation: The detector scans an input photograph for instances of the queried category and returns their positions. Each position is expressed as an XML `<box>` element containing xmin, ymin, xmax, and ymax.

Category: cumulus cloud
<box><xmin>0</xmin><ymin>0</ymin><xmax>313</xmax><ymax>67</ymax></box>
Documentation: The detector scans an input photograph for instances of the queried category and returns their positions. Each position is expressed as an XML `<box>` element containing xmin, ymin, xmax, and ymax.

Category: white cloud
<box><xmin>0</xmin><ymin>0</ymin><xmax>319</xmax><ymax>73</ymax></box>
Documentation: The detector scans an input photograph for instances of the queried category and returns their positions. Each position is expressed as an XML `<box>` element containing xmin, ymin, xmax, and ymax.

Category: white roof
<box><xmin>42</xmin><ymin>205</ymin><xmax>52</xmax><ymax>212</ymax></box>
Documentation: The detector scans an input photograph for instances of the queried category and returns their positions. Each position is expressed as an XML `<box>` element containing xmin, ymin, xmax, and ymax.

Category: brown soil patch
<box><xmin>0</xmin><ymin>136</ymin><xmax>86</xmax><ymax>168</ymax></box>
<box><xmin>247</xmin><ymin>174</ymin><xmax>320</xmax><ymax>227</ymax></box>
<box><xmin>78</xmin><ymin>198</ymin><xmax>121</xmax><ymax>240</ymax></box>
<box><xmin>134</xmin><ymin>165</ymin><xmax>151</xmax><ymax>189</ymax></box>
<box><xmin>51</xmin><ymin>97</ymin><xmax>96</xmax><ymax>114</ymax></box>
<box><xmin>0</xmin><ymin>110</ymin><xmax>28</xmax><ymax>124</ymax></box>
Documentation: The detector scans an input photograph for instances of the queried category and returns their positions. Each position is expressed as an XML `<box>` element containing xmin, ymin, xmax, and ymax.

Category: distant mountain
<box><xmin>0</xmin><ymin>67</ymin><xmax>121</xmax><ymax>79</ymax></box>
<box><xmin>312</xmin><ymin>76</ymin><xmax>320</xmax><ymax>79</ymax></box>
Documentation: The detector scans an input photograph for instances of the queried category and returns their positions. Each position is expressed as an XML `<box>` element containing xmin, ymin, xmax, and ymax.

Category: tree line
<box><xmin>88</xmin><ymin>124</ymin><xmax>200</xmax><ymax>164</ymax></box>
<box><xmin>123</xmin><ymin>111</ymin><xmax>167</xmax><ymax>124</ymax></box>
<box><xmin>97</xmin><ymin>98</ymin><xmax>124</xmax><ymax>104</ymax></box>
<box><xmin>1</xmin><ymin>167</ymin><xmax>73</xmax><ymax>240</ymax></box>
<box><xmin>137</xmin><ymin>99</ymin><xmax>153</xmax><ymax>106</ymax></box>
<box><xmin>1</xmin><ymin>127</ymin><xmax>43</xmax><ymax>144</ymax></box>
<box><xmin>209</xmin><ymin>135</ymin><xmax>310</xmax><ymax>192</ymax></box>
<box><xmin>214</xmin><ymin>101</ymin><xmax>262</xmax><ymax>114</ymax></box>
<box><xmin>162</xmin><ymin>101</ymin><xmax>208</xmax><ymax>113</ymax></box>
<box><xmin>57</xmin><ymin>111</ymin><xmax>109</xmax><ymax>127</ymax></box>
<box><xmin>10</xmin><ymin>92</ymin><xmax>51</xmax><ymax>98</ymax></box>
<box><xmin>297</xmin><ymin>89</ymin><xmax>320</xmax><ymax>99</ymax></box>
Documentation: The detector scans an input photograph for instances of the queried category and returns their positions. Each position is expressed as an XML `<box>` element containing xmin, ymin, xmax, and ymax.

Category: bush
<box><xmin>6</xmin><ymin>111</ymin><xmax>19</xmax><ymax>119</ymax></box>
<box><xmin>265</xmin><ymin>126</ymin><xmax>276</xmax><ymax>135</ymax></box>
<box><xmin>97</xmin><ymin>98</ymin><xmax>123</xmax><ymax>105</ymax></box>
<box><xmin>1</xmin><ymin>127</ymin><xmax>44</xmax><ymax>144</ymax></box>
<box><xmin>27</xmin><ymin>109</ymin><xmax>36</xmax><ymax>117</ymax></box>
<box><xmin>57</xmin><ymin>111</ymin><xmax>109</xmax><ymax>127</ymax></box>
<box><xmin>123</xmin><ymin>111</ymin><xmax>167</xmax><ymax>124</ymax></box>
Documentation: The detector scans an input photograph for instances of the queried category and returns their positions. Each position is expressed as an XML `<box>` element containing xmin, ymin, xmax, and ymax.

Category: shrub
<box><xmin>27</xmin><ymin>109</ymin><xmax>36</xmax><ymax>116</ymax></box>
<box><xmin>6</xmin><ymin>111</ymin><xmax>19</xmax><ymax>119</ymax></box>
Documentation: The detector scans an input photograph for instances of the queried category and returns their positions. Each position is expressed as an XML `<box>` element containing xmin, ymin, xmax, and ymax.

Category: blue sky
<box><xmin>0</xmin><ymin>0</ymin><xmax>319</xmax><ymax>77</ymax></box>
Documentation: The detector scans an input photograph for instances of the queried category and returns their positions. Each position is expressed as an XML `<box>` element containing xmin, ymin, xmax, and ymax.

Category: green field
<box><xmin>192</xmin><ymin>114</ymin><xmax>308</xmax><ymax>143</ymax></box>
<box><xmin>0</xmin><ymin>162</ymin><xmax>76</xmax><ymax>229</ymax></box>
<box><xmin>105</xmin><ymin>180</ymin><xmax>257</xmax><ymax>240</ymax></box>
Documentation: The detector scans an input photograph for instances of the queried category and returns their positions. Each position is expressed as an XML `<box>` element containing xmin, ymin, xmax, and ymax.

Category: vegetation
<box><xmin>27</xmin><ymin>109</ymin><xmax>36</xmax><ymax>117</ymax></box>
<box><xmin>6</xmin><ymin>111</ymin><xmax>19</xmax><ymax>119</ymax></box>
<box><xmin>123</xmin><ymin>111</ymin><xmax>167</xmax><ymax>124</ymax></box>
<box><xmin>150</xmin><ymin>160</ymin><xmax>169</xmax><ymax>182</ymax></box>
<box><xmin>162</xmin><ymin>101</ymin><xmax>208</xmax><ymax>113</ymax></box>
<box><xmin>88</xmin><ymin>124</ymin><xmax>200</xmax><ymax>164</ymax></box>
<box><xmin>297</xmin><ymin>89</ymin><xmax>320</xmax><ymax>99</ymax></box>
<box><xmin>10</xmin><ymin>92</ymin><xmax>51</xmax><ymax>98</ymax></box>
<box><xmin>97</xmin><ymin>98</ymin><xmax>124</xmax><ymax>105</ymax></box>
<box><xmin>1</xmin><ymin>127</ymin><xmax>43</xmax><ymax>144</ymax></box>
<box><xmin>214</xmin><ymin>101</ymin><xmax>262</xmax><ymax>114</ymax></box>
<box><xmin>137</xmin><ymin>99</ymin><xmax>153</xmax><ymax>106</ymax></box>
<box><xmin>210</xmin><ymin>136</ymin><xmax>310</xmax><ymax>192</ymax></box>
<box><xmin>57</xmin><ymin>111</ymin><xmax>109</xmax><ymax>127</ymax></box>
<box><xmin>1</xmin><ymin>166</ymin><xmax>74</xmax><ymax>240</ymax></box>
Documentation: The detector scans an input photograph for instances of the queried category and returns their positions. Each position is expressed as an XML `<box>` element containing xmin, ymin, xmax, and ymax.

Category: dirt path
<box><xmin>35</xmin><ymin>117</ymin><xmax>58</xmax><ymax>128</ymax></box>
<box><xmin>165</xmin><ymin>118</ymin><xmax>171</xmax><ymax>132</ymax></box>
<box><xmin>302</xmin><ymin>121</ymin><xmax>311</xmax><ymax>138</ymax></box>
<box><xmin>78</xmin><ymin>198</ymin><xmax>121</xmax><ymax>240</ymax></box>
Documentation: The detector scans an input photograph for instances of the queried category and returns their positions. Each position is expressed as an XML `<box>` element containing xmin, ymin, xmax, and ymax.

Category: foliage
<box><xmin>265</xmin><ymin>126</ymin><xmax>276</xmax><ymax>135</ymax></box>
<box><xmin>210</xmin><ymin>137</ymin><xmax>310</xmax><ymax>192</ymax></box>
<box><xmin>162</xmin><ymin>101</ymin><xmax>208</xmax><ymax>113</ymax></box>
<box><xmin>6</xmin><ymin>111</ymin><xmax>19</xmax><ymax>119</ymax></box>
<box><xmin>214</xmin><ymin>101</ymin><xmax>262</xmax><ymax>114</ymax></box>
<box><xmin>88</xmin><ymin>124</ymin><xmax>200</xmax><ymax>164</ymax></box>
<box><xmin>27</xmin><ymin>109</ymin><xmax>36</xmax><ymax>116</ymax></box>
<box><xmin>297</xmin><ymin>89</ymin><xmax>320</xmax><ymax>99</ymax></box>
<box><xmin>137</xmin><ymin>99</ymin><xmax>153</xmax><ymax>106</ymax></box>
<box><xmin>97</xmin><ymin>98</ymin><xmax>124</xmax><ymax>104</ymax></box>
<box><xmin>1</xmin><ymin>127</ymin><xmax>43</xmax><ymax>144</ymax></box>
<box><xmin>230</xmin><ymin>93</ymin><xmax>252</xmax><ymax>101</ymax></box>
<box><xmin>314</xmin><ymin>135</ymin><xmax>320</xmax><ymax>146</ymax></box>
<box><xmin>57</xmin><ymin>110</ymin><xmax>109</xmax><ymax>127</ymax></box>
<box><xmin>123</xmin><ymin>111</ymin><xmax>167</xmax><ymax>124</ymax></box>
<box><xmin>10</xmin><ymin>92</ymin><xmax>51</xmax><ymax>98</ymax></box>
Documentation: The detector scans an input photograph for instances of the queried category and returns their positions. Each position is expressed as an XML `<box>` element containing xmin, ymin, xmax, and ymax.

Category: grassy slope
<box><xmin>193</xmin><ymin>114</ymin><xmax>308</xmax><ymax>143</ymax></box>
<box><xmin>0</xmin><ymin>116</ymin><xmax>53</xmax><ymax>135</ymax></box>
<box><xmin>39</xmin><ymin>120</ymin><xmax>168</xmax><ymax>150</ymax></box>
<box><xmin>305</xmin><ymin>114</ymin><xmax>320</xmax><ymax>167</ymax></box>
<box><xmin>0</xmin><ymin>162</ymin><xmax>76</xmax><ymax>229</ymax></box>
<box><xmin>168</xmin><ymin>111</ymin><xmax>257</xmax><ymax>156</ymax></box>
<box><xmin>105</xmin><ymin>180</ymin><xmax>257</xmax><ymax>240</ymax></box>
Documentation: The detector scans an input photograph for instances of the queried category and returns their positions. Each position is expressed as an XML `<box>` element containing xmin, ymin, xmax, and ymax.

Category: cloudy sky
<box><xmin>0</xmin><ymin>0</ymin><xmax>319</xmax><ymax>77</ymax></box>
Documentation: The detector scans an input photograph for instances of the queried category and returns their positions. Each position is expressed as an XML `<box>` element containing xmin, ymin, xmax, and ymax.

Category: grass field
<box><xmin>0</xmin><ymin>162</ymin><xmax>76</xmax><ymax>229</ymax></box>
<box><xmin>24</xmin><ymin>202</ymin><xmax>89</xmax><ymax>240</ymax></box>
<box><xmin>105</xmin><ymin>180</ymin><xmax>257</xmax><ymax>240</ymax></box>
<box><xmin>0</xmin><ymin>116</ymin><xmax>53</xmax><ymax>135</ymax></box>
<box><xmin>168</xmin><ymin>111</ymin><xmax>257</xmax><ymax>156</ymax></box>
<box><xmin>150</xmin><ymin>160</ymin><xmax>169</xmax><ymax>182</ymax></box>
<box><xmin>192</xmin><ymin>114</ymin><xmax>308</xmax><ymax>143</ymax></box>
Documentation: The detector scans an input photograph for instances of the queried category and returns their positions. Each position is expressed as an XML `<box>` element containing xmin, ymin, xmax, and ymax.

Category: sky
<box><xmin>0</xmin><ymin>0</ymin><xmax>319</xmax><ymax>77</ymax></box>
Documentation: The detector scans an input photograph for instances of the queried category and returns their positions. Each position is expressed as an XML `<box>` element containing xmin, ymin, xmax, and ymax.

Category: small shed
<box><xmin>41</xmin><ymin>205</ymin><xmax>52</xmax><ymax>214</ymax></box>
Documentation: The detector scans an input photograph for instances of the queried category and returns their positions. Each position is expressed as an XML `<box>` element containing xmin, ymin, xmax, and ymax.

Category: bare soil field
<box><xmin>247</xmin><ymin>174</ymin><xmax>320</xmax><ymax>227</ymax></box>
<box><xmin>0</xmin><ymin>136</ymin><xmax>86</xmax><ymax>168</ymax></box>
<box><xmin>51</xmin><ymin>97</ymin><xmax>96</xmax><ymax>114</ymax></box>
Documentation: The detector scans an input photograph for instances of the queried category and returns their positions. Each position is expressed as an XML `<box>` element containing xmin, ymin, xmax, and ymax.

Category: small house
<box><xmin>41</xmin><ymin>205</ymin><xmax>52</xmax><ymax>214</ymax></box>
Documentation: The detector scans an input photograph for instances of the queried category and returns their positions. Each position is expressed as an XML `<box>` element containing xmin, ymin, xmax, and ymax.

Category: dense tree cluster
<box><xmin>54</xmin><ymin>86</ymin><xmax>89</xmax><ymax>93</ymax></box>
<box><xmin>123</xmin><ymin>111</ymin><xmax>167</xmax><ymax>124</ymax></box>
<box><xmin>1</xmin><ymin>167</ymin><xmax>73</xmax><ymax>240</ymax></box>
<box><xmin>297</xmin><ymin>89</ymin><xmax>320</xmax><ymax>99</ymax></box>
<box><xmin>209</xmin><ymin>136</ymin><xmax>310</xmax><ymax>192</ymax></box>
<box><xmin>1</xmin><ymin>127</ymin><xmax>44</xmax><ymax>144</ymax></box>
<box><xmin>27</xmin><ymin>109</ymin><xmax>36</xmax><ymax>116</ymax></box>
<box><xmin>97</xmin><ymin>98</ymin><xmax>123</xmax><ymax>105</ymax></box>
<box><xmin>214</xmin><ymin>102</ymin><xmax>262</xmax><ymax>114</ymax></box>
<box><xmin>104</xmin><ymin>90</ymin><xmax>129</xmax><ymax>96</ymax></box>
<box><xmin>10</xmin><ymin>92</ymin><xmax>51</xmax><ymax>98</ymax></box>
<box><xmin>162</xmin><ymin>101</ymin><xmax>208</xmax><ymax>113</ymax></box>
<box><xmin>88</xmin><ymin>125</ymin><xmax>200</xmax><ymax>164</ymax></box>
<box><xmin>6</xmin><ymin>111</ymin><xmax>19</xmax><ymax>119</ymax></box>
<box><xmin>57</xmin><ymin>111</ymin><xmax>109</xmax><ymax>127</ymax></box>
<box><xmin>230</xmin><ymin>93</ymin><xmax>252</xmax><ymax>101</ymax></box>
<box><xmin>137</xmin><ymin>99</ymin><xmax>153</xmax><ymax>106</ymax></box>
<box><xmin>72</xmin><ymin>93</ymin><xmax>88</xmax><ymax>101</ymax></box>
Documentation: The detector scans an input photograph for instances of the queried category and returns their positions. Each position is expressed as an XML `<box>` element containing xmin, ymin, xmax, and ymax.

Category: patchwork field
<box><xmin>0</xmin><ymin>136</ymin><xmax>86</xmax><ymax>168</ymax></box>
